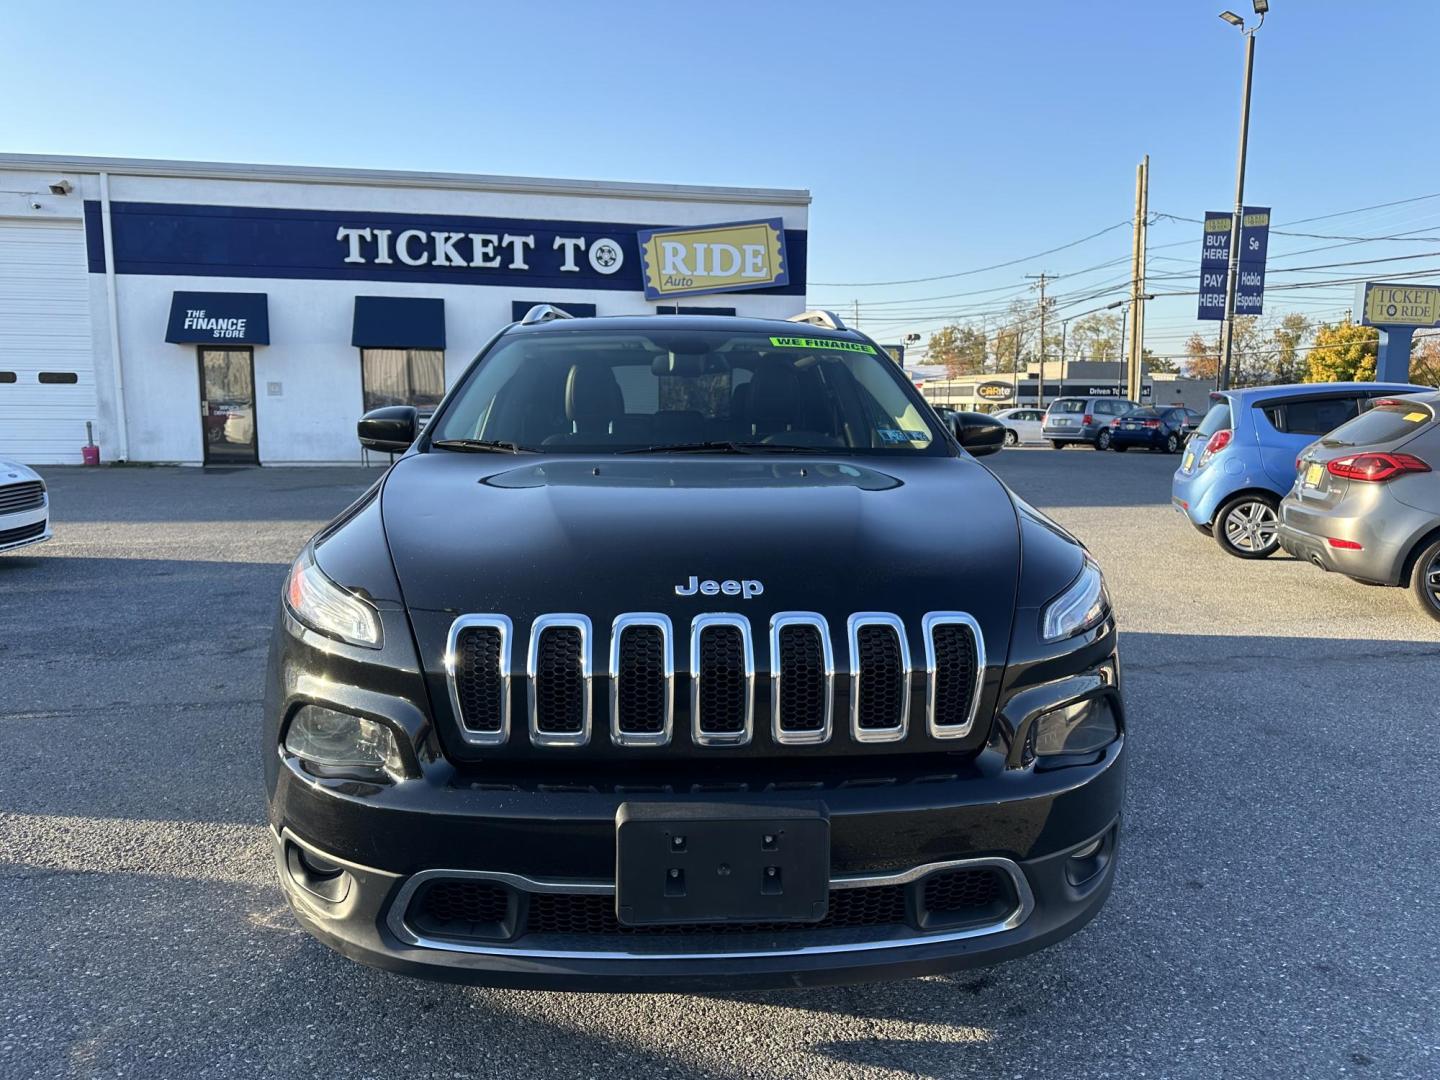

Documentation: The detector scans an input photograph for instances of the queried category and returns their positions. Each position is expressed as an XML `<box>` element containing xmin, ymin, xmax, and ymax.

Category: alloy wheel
<box><xmin>1166</xmin><ymin>434</ymin><xmax>1179</xmax><ymax>453</ymax></box>
<box><xmin>1096</xmin><ymin>430</ymin><xmax>1112</xmax><ymax>450</ymax></box>
<box><xmin>1223</xmin><ymin>500</ymin><xmax>1278</xmax><ymax>553</ymax></box>
<box><xmin>1004</xmin><ymin>429</ymin><xmax>1019</xmax><ymax>446</ymax></box>
<box><xmin>1426</xmin><ymin>553</ymin><xmax>1440</xmax><ymax>607</ymax></box>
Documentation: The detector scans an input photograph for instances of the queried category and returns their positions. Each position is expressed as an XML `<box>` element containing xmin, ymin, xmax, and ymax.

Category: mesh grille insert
<box><xmin>534</xmin><ymin>626</ymin><xmax>585</xmax><ymax>734</ymax></box>
<box><xmin>855</xmin><ymin>625</ymin><xmax>905</xmax><ymax>730</ymax></box>
<box><xmin>455</xmin><ymin>626</ymin><xmax>504</xmax><ymax>733</ymax></box>
<box><xmin>616</xmin><ymin>625</ymin><xmax>666</xmax><ymax>735</ymax></box>
<box><xmin>777</xmin><ymin>624</ymin><xmax>826</xmax><ymax>732</ymax></box>
<box><xmin>697</xmin><ymin>625</ymin><xmax>747</xmax><ymax>734</ymax></box>
<box><xmin>931</xmin><ymin>623</ymin><xmax>978</xmax><ymax>730</ymax></box>
<box><xmin>526</xmin><ymin>885</ymin><xmax>907</xmax><ymax>937</ymax></box>
<box><xmin>921</xmin><ymin>867</ymin><xmax>1006</xmax><ymax>915</ymax></box>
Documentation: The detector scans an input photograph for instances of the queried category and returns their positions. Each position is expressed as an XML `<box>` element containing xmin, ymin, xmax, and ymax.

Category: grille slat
<box><xmin>849</xmin><ymin>615</ymin><xmax>910</xmax><ymax>742</ymax></box>
<box><xmin>771</xmin><ymin>614</ymin><xmax>833</xmax><ymax>745</ymax></box>
<box><xmin>924</xmin><ymin>614</ymin><xmax>984</xmax><ymax>739</ymax></box>
<box><xmin>0</xmin><ymin>481</ymin><xmax>44</xmax><ymax>515</ymax></box>
<box><xmin>611</xmin><ymin>616</ymin><xmax>672</xmax><ymax>746</ymax></box>
<box><xmin>528</xmin><ymin>615</ymin><xmax>592</xmax><ymax>747</ymax></box>
<box><xmin>690</xmin><ymin>615</ymin><xmax>754</xmax><ymax>746</ymax></box>
<box><xmin>446</xmin><ymin>616</ymin><xmax>512</xmax><ymax>746</ymax></box>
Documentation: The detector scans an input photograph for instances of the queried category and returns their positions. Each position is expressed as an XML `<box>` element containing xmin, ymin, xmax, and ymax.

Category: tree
<box><xmin>1408</xmin><ymin>333</ymin><xmax>1440</xmax><ymax>387</ymax></box>
<box><xmin>1146</xmin><ymin>353</ymin><xmax>1179</xmax><ymax>374</ymax></box>
<box><xmin>1304</xmin><ymin>319</ymin><xmax>1379</xmax><ymax>383</ymax></box>
<box><xmin>1185</xmin><ymin>332</ymin><xmax>1219</xmax><ymax>381</ymax></box>
<box><xmin>1270</xmin><ymin>312</ymin><xmax>1312</xmax><ymax>384</ymax></box>
<box><xmin>1068</xmin><ymin>312</ymin><xmax>1123</xmax><ymax>364</ymax></box>
<box><xmin>926</xmin><ymin>324</ymin><xmax>988</xmax><ymax>379</ymax></box>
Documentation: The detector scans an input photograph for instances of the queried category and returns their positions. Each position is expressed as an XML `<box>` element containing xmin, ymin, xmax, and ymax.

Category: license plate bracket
<box><xmin>615</xmin><ymin>802</ymin><xmax>830</xmax><ymax>927</ymax></box>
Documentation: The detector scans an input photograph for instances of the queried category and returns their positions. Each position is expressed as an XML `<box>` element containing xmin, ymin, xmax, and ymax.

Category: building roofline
<box><xmin>0</xmin><ymin>153</ymin><xmax>811</xmax><ymax>207</ymax></box>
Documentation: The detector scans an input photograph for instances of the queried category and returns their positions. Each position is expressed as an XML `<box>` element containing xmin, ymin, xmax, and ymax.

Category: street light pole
<box><xmin>1218</xmin><ymin>3</ymin><xmax>1266</xmax><ymax>391</ymax></box>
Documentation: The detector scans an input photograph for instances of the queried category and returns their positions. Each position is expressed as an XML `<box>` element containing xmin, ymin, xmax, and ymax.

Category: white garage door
<box><xmin>0</xmin><ymin>220</ymin><xmax>96</xmax><ymax>464</ymax></box>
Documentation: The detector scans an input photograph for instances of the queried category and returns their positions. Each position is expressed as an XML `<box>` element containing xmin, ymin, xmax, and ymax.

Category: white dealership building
<box><xmin>0</xmin><ymin>155</ymin><xmax>809</xmax><ymax>465</ymax></box>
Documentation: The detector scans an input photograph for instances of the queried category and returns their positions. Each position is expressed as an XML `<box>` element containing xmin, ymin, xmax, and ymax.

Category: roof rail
<box><xmin>520</xmin><ymin>304</ymin><xmax>576</xmax><ymax>326</ymax></box>
<box><xmin>785</xmin><ymin>309</ymin><xmax>848</xmax><ymax>331</ymax></box>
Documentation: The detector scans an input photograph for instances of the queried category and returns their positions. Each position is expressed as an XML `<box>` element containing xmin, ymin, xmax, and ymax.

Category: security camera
<box><xmin>49</xmin><ymin>180</ymin><xmax>73</xmax><ymax>196</ymax></box>
<box><xmin>29</xmin><ymin>200</ymin><xmax>43</xmax><ymax>210</ymax></box>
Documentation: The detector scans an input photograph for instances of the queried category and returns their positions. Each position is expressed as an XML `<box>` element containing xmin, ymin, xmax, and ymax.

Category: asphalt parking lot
<box><xmin>3</xmin><ymin>451</ymin><xmax>1437</xmax><ymax>1080</ymax></box>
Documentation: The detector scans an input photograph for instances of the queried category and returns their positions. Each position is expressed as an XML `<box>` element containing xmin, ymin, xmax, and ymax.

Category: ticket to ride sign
<box><xmin>638</xmin><ymin>218</ymin><xmax>790</xmax><ymax>300</ymax></box>
<box><xmin>1361</xmin><ymin>283</ymin><xmax>1440</xmax><ymax>328</ymax></box>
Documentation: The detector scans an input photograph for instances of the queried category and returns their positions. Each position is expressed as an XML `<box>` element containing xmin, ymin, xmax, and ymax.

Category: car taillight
<box><xmin>1083</xmin><ymin>414</ymin><xmax>1093</xmax><ymax>425</ymax></box>
<box><xmin>1110</xmin><ymin>418</ymin><xmax>1120</xmax><ymax>427</ymax></box>
<box><xmin>1326</xmin><ymin>452</ymin><xmax>1431</xmax><ymax>482</ymax></box>
<box><xmin>1144</xmin><ymin>419</ymin><xmax>1160</xmax><ymax>428</ymax></box>
<box><xmin>1197</xmin><ymin>428</ymin><xmax>1232</xmax><ymax>466</ymax></box>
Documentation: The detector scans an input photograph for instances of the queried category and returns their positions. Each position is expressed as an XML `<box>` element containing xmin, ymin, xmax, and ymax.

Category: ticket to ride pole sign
<box><xmin>637</xmin><ymin>219</ymin><xmax>790</xmax><ymax>300</ymax></box>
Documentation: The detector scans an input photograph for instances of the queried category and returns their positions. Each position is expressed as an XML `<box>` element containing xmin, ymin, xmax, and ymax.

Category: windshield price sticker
<box><xmin>770</xmin><ymin>336</ymin><xmax>876</xmax><ymax>354</ymax></box>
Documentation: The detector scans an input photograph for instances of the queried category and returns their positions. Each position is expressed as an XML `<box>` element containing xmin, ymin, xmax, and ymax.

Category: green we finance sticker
<box><xmin>769</xmin><ymin>336</ymin><xmax>876</xmax><ymax>354</ymax></box>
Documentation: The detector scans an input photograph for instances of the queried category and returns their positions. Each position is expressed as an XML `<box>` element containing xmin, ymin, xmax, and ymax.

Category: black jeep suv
<box><xmin>263</xmin><ymin>309</ymin><xmax>1125</xmax><ymax>991</ymax></box>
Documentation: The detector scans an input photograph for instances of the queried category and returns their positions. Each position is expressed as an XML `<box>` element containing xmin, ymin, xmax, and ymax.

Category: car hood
<box><xmin>379</xmin><ymin>452</ymin><xmax>1022</xmax><ymax>659</ymax></box>
<box><xmin>0</xmin><ymin>459</ymin><xmax>42</xmax><ymax>484</ymax></box>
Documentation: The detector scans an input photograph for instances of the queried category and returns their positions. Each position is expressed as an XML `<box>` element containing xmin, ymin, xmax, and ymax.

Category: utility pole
<box><xmin>1123</xmin><ymin>158</ymin><xmax>1149</xmax><ymax>402</ymax></box>
<box><xmin>1026</xmin><ymin>272</ymin><xmax>1055</xmax><ymax>408</ymax></box>
<box><xmin>1129</xmin><ymin>156</ymin><xmax>1149</xmax><ymax>403</ymax></box>
<box><xmin>1218</xmin><ymin>6</ymin><xmax>1264</xmax><ymax>390</ymax></box>
<box><xmin>852</xmin><ymin>299</ymin><xmax>860</xmax><ymax>328</ymax></box>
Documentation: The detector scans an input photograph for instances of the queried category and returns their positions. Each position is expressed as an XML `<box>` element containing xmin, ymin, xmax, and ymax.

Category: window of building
<box><xmin>0</xmin><ymin>372</ymin><xmax>15</xmax><ymax>384</ymax></box>
<box><xmin>360</xmin><ymin>349</ymin><xmax>445</xmax><ymax>412</ymax></box>
<box><xmin>38</xmin><ymin>372</ymin><xmax>79</xmax><ymax>384</ymax></box>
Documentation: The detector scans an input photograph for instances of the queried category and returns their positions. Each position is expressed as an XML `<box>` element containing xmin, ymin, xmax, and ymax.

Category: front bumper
<box><xmin>269</xmin><ymin>723</ymin><xmax>1126</xmax><ymax>990</ymax></box>
<box><xmin>0</xmin><ymin>501</ymin><xmax>51</xmax><ymax>553</ymax></box>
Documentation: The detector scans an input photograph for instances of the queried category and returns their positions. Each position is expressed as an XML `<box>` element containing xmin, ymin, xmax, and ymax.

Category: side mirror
<box><xmin>358</xmin><ymin>405</ymin><xmax>418</xmax><ymax>453</ymax></box>
<box><xmin>950</xmin><ymin>411</ymin><xmax>1007</xmax><ymax>457</ymax></box>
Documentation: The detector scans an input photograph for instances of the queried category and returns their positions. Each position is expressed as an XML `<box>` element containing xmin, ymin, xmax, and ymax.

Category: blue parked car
<box><xmin>1172</xmin><ymin>382</ymin><xmax>1427</xmax><ymax>558</ymax></box>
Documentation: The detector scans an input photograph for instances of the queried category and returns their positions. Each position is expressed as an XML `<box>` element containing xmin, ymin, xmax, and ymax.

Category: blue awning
<box><xmin>166</xmin><ymin>291</ymin><xmax>269</xmax><ymax>345</ymax></box>
<box><xmin>351</xmin><ymin>296</ymin><xmax>446</xmax><ymax>349</ymax></box>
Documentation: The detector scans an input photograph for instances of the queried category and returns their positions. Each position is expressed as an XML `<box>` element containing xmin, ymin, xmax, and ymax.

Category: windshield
<box><xmin>430</xmin><ymin>328</ymin><xmax>945</xmax><ymax>455</ymax></box>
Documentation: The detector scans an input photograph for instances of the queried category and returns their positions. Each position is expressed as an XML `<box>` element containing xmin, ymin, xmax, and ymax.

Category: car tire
<box><xmin>1213</xmin><ymin>493</ymin><xmax>1281</xmax><ymax>559</ymax></box>
<box><xmin>1004</xmin><ymin>429</ymin><xmax>1019</xmax><ymax>446</ymax></box>
<box><xmin>1408</xmin><ymin>536</ymin><xmax>1440</xmax><ymax>622</ymax></box>
<box><xmin>1113</xmin><ymin>444</ymin><xmax>1128</xmax><ymax>453</ymax></box>
<box><xmin>1095</xmin><ymin>430</ymin><xmax>1112</xmax><ymax>451</ymax></box>
<box><xmin>1050</xmin><ymin>440</ymin><xmax>1066</xmax><ymax>450</ymax></box>
<box><xmin>1165</xmin><ymin>433</ymin><xmax>1180</xmax><ymax>453</ymax></box>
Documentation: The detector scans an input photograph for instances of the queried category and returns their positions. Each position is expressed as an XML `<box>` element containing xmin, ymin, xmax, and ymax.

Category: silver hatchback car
<box><xmin>1279</xmin><ymin>391</ymin><xmax>1440</xmax><ymax>621</ymax></box>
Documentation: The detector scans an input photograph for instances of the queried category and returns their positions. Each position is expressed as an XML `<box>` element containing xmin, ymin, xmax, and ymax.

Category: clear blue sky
<box><xmin>7</xmin><ymin>0</ymin><xmax>1440</xmax><ymax>362</ymax></box>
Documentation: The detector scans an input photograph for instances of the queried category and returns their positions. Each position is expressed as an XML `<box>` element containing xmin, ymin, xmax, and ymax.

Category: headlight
<box><xmin>284</xmin><ymin>548</ymin><xmax>382</xmax><ymax>648</ymax></box>
<box><xmin>284</xmin><ymin>705</ymin><xmax>403</xmax><ymax>777</ymax></box>
<box><xmin>1041</xmin><ymin>559</ymin><xmax>1110</xmax><ymax>642</ymax></box>
<box><xmin>1034</xmin><ymin>697</ymin><xmax>1119</xmax><ymax>756</ymax></box>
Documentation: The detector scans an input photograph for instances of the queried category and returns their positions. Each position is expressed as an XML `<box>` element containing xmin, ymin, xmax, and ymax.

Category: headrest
<box><xmin>565</xmin><ymin>364</ymin><xmax>624</xmax><ymax>423</ymax></box>
<box><xmin>730</xmin><ymin>381</ymin><xmax>752</xmax><ymax>422</ymax></box>
<box><xmin>749</xmin><ymin>364</ymin><xmax>800</xmax><ymax>425</ymax></box>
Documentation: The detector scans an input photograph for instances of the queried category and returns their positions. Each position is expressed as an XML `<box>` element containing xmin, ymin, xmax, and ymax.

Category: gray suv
<box><xmin>1280</xmin><ymin>391</ymin><xmax>1440</xmax><ymax>620</ymax></box>
<box><xmin>1043</xmin><ymin>396</ymin><xmax>1139</xmax><ymax>450</ymax></box>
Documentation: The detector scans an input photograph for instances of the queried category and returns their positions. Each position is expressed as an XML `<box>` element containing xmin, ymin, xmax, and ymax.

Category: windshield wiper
<box><xmin>617</xmin><ymin>440</ymin><xmax>837</xmax><ymax>455</ymax></box>
<box><xmin>430</xmin><ymin>438</ymin><xmax>533</xmax><ymax>454</ymax></box>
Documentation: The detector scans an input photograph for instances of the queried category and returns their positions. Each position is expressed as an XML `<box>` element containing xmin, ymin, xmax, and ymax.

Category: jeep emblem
<box><xmin>674</xmin><ymin>576</ymin><xmax>764</xmax><ymax>600</ymax></box>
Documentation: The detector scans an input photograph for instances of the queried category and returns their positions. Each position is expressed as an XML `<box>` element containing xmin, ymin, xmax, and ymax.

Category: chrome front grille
<box><xmin>449</xmin><ymin>610</ymin><xmax>982</xmax><ymax>749</ymax></box>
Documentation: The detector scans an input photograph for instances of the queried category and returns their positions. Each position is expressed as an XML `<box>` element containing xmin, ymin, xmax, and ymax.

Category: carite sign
<box><xmin>975</xmin><ymin>381</ymin><xmax>1014</xmax><ymax>402</ymax></box>
<box><xmin>83</xmin><ymin>202</ymin><xmax>806</xmax><ymax>296</ymax></box>
<box><xmin>1361</xmin><ymin>282</ymin><xmax>1440</xmax><ymax>327</ymax></box>
<box><xmin>1197</xmin><ymin>206</ymin><xmax>1269</xmax><ymax>320</ymax></box>
<box><xmin>637</xmin><ymin>219</ymin><xmax>789</xmax><ymax>300</ymax></box>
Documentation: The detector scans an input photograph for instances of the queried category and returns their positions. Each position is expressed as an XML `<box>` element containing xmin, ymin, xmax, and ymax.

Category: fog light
<box><xmin>284</xmin><ymin>705</ymin><xmax>403</xmax><ymax>778</ymax></box>
<box><xmin>1034</xmin><ymin>697</ymin><xmax>1118</xmax><ymax>757</ymax></box>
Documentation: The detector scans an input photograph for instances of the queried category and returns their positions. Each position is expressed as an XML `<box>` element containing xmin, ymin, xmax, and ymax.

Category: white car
<box><xmin>991</xmin><ymin>407</ymin><xmax>1046</xmax><ymax>446</ymax></box>
<box><xmin>0</xmin><ymin>459</ymin><xmax>51</xmax><ymax>553</ymax></box>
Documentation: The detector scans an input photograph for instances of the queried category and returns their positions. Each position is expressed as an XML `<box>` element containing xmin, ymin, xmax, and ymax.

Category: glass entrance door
<box><xmin>198</xmin><ymin>348</ymin><xmax>258</xmax><ymax>464</ymax></box>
